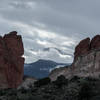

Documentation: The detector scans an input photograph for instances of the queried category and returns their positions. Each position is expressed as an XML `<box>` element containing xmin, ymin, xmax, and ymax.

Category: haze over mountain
<box><xmin>24</xmin><ymin>59</ymin><xmax>69</xmax><ymax>78</ymax></box>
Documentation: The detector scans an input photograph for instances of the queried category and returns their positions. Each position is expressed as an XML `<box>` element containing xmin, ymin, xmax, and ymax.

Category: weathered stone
<box><xmin>0</xmin><ymin>31</ymin><xmax>24</xmax><ymax>88</ymax></box>
<box><xmin>90</xmin><ymin>35</ymin><xmax>100</xmax><ymax>50</ymax></box>
<box><xmin>74</xmin><ymin>38</ymin><xmax>90</xmax><ymax>59</ymax></box>
<box><xmin>72</xmin><ymin>35</ymin><xmax>100</xmax><ymax>77</ymax></box>
<box><xmin>49</xmin><ymin>67</ymin><xmax>70</xmax><ymax>81</ymax></box>
<box><xmin>18</xmin><ymin>76</ymin><xmax>37</xmax><ymax>90</ymax></box>
<box><xmin>49</xmin><ymin>35</ymin><xmax>100</xmax><ymax>80</ymax></box>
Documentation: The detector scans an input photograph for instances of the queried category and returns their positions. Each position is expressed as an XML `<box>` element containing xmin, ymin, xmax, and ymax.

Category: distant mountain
<box><xmin>24</xmin><ymin>59</ymin><xmax>70</xmax><ymax>79</ymax></box>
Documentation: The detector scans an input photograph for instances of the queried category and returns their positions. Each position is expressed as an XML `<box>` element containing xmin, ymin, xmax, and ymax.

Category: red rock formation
<box><xmin>0</xmin><ymin>31</ymin><xmax>24</xmax><ymax>88</ymax></box>
<box><xmin>72</xmin><ymin>35</ymin><xmax>100</xmax><ymax>77</ymax></box>
<box><xmin>49</xmin><ymin>35</ymin><xmax>100</xmax><ymax>80</ymax></box>
<box><xmin>74</xmin><ymin>38</ymin><xmax>90</xmax><ymax>59</ymax></box>
<box><xmin>90</xmin><ymin>35</ymin><xmax>100</xmax><ymax>50</ymax></box>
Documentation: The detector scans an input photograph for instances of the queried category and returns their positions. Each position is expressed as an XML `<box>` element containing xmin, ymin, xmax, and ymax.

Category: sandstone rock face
<box><xmin>49</xmin><ymin>67</ymin><xmax>69</xmax><ymax>81</ymax></box>
<box><xmin>74</xmin><ymin>38</ymin><xmax>90</xmax><ymax>59</ymax></box>
<box><xmin>72</xmin><ymin>50</ymin><xmax>100</xmax><ymax>77</ymax></box>
<box><xmin>49</xmin><ymin>66</ymin><xmax>73</xmax><ymax>81</ymax></box>
<box><xmin>49</xmin><ymin>35</ymin><xmax>100</xmax><ymax>80</ymax></box>
<box><xmin>0</xmin><ymin>31</ymin><xmax>24</xmax><ymax>88</ymax></box>
<box><xmin>72</xmin><ymin>35</ymin><xmax>100</xmax><ymax>77</ymax></box>
<box><xmin>90</xmin><ymin>35</ymin><xmax>100</xmax><ymax>50</ymax></box>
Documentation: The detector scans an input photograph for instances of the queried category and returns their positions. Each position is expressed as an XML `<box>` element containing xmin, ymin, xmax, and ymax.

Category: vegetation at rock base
<box><xmin>0</xmin><ymin>76</ymin><xmax>100</xmax><ymax>100</ymax></box>
<box><xmin>52</xmin><ymin>75</ymin><xmax>68</xmax><ymax>88</ymax></box>
<box><xmin>69</xmin><ymin>75</ymin><xmax>80</xmax><ymax>82</ymax></box>
<box><xmin>34</xmin><ymin>77</ymin><xmax>51</xmax><ymax>87</ymax></box>
<box><xmin>78</xmin><ymin>80</ymin><xmax>93</xmax><ymax>100</ymax></box>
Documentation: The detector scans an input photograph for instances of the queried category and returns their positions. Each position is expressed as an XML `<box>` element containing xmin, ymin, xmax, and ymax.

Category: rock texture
<box><xmin>18</xmin><ymin>76</ymin><xmax>37</xmax><ymax>90</ymax></box>
<box><xmin>72</xmin><ymin>35</ymin><xmax>100</xmax><ymax>77</ymax></box>
<box><xmin>74</xmin><ymin>38</ymin><xmax>90</xmax><ymax>59</ymax></box>
<box><xmin>49</xmin><ymin>35</ymin><xmax>100</xmax><ymax>81</ymax></box>
<box><xmin>90</xmin><ymin>35</ymin><xmax>100</xmax><ymax>50</ymax></box>
<box><xmin>0</xmin><ymin>31</ymin><xmax>24</xmax><ymax>88</ymax></box>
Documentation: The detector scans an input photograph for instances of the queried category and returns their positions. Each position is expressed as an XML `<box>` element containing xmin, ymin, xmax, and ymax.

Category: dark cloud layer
<box><xmin>0</xmin><ymin>0</ymin><xmax>100</xmax><ymax>63</ymax></box>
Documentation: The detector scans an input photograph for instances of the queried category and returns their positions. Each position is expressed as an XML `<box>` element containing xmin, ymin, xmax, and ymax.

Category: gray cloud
<box><xmin>0</xmin><ymin>0</ymin><xmax>100</xmax><ymax>63</ymax></box>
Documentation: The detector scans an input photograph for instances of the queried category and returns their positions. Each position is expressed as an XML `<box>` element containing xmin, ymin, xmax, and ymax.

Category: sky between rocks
<box><xmin>0</xmin><ymin>0</ymin><xmax>100</xmax><ymax>63</ymax></box>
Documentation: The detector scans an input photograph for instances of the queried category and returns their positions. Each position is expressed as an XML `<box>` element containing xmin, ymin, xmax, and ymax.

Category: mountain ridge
<box><xmin>24</xmin><ymin>59</ymin><xmax>69</xmax><ymax>79</ymax></box>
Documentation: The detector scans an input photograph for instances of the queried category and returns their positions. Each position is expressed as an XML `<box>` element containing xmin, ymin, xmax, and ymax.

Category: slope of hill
<box><xmin>24</xmin><ymin>59</ymin><xmax>69</xmax><ymax>79</ymax></box>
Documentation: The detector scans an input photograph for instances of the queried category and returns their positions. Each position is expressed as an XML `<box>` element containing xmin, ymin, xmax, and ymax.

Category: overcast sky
<box><xmin>0</xmin><ymin>0</ymin><xmax>100</xmax><ymax>63</ymax></box>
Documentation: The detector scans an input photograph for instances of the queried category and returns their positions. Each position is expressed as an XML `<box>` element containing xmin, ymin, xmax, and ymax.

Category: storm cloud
<box><xmin>0</xmin><ymin>0</ymin><xmax>100</xmax><ymax>63</ymax></box>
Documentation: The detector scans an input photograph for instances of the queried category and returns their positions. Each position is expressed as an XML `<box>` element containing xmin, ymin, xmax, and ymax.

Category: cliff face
<box><xmin>72</xmin><ymin>35</ymin><xmax>100</xmax><ymax>77</ymax></box>
<box><xmin>49</xmin><ymin>35</ymin><xmax>100</xmax><ymax>81</ymax></box>
<box><xmin>0</xmin><ymin>31</ymin><xmax>24</xmax><ymax>88</ymax></box>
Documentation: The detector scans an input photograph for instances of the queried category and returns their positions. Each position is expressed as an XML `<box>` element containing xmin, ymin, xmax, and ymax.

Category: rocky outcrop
<box><xmin>90</xmin><ymin>35</ymin><xmax>100</xmax><ymax>50</ymax></box>
<box><xmin>0</xmin><ymin>31</ymin><xmax>24</xmax><ymax>88</ymax></box>
<box><xmin>49</xmin><ymin>67</ymin><xmax>68</xmax><ymax>81</ymax></box>
<box><xmin>18</xmin><ymin>76</ymin><xmax>37</xmax><ymax>90</ymax></box>
<box><xmin>72</xmin><ymin>35</ymin><xmax>100</xmax><ymax>77</ymax></box>
<box><xmin>74</xmin><ymin>38</ymin><xmax>90</xmax><ymax>59</ymax></box>
<box><xmin>49</xmin><ymin>35</ymin><xmax>100</xmax><ymax>81</ymax></box>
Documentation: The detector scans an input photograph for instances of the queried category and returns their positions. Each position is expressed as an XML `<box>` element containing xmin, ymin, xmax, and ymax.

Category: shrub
<box><xmin>70</xmin><ymin>75</ymin><xmax>80</xmax><ymax>82</ymax></box>
<box><xmin>85</xmin><ymin>76</ymin><xmax>98</xmax><ymax>81</ymax></box>
<box><xmin>19</xmin><ymin>87</ymin><xmax>28</xmax><ymax>94</ymax></box>
<box><xmin>78</xmin><ymin>80</ymin><xmax>93</xmax><ymax>100</ymax></box>
<box><xmin>53</xmin><ymin>75</ymin><xmax>68</xmax><ymax>88</ymax></box>
<box><xmin>34</xmin><ymin>77</ymin><xmax>51</xmax><ymax>87</ymax></box>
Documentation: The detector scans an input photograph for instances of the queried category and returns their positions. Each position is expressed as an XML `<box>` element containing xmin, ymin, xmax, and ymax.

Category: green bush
<box><xmin>34</xmin><ymin>77</ymin><xmax>51</xmax><ymax>87</ymax></box>
<box><xmin>53</xmin><ymin>75</ymin><xmax>68</xmax><ymax>88</ymax></box>
<box><xmin>78</xmin><ymin>80</ymin><xmax>93</xmax><ymax>100</ymax></box>
<box><xmin>85</xmin><ymin>76</ymin><xmax>98</xmax><ymax>81</ymax></box>
<box><xmin>70</xmin><ymin>75</ymin><xmax>80</xmax><ymax>82</ymax></box>
<box><xmin>18</xmin><ymin>87</ymin><xmax>28</xmax><ymax>94</ymax></box>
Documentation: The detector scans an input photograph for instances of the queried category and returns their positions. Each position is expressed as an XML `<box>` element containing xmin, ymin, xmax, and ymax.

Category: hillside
<box><xmin>24</xmin><ymin>59</ymin><xmax>68</xmax><ymax>78</ymax></box>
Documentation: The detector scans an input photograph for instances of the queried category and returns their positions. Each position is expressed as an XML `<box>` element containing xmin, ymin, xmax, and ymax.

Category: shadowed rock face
<box><xmin>49</xmin><ymin>35</ymin><xmax>100</xmax><ymax>81</ymax></box>
<box><xmin>74</xmin><ymin>35</ymin><xmax>100</xmax><ymax>58</ymax></box>
<box><xmin>0</xmin><ymin>31</ymin><xmax>24</xmax><ymax>88</ymax></box>
<box><xmin>90</xmin><ymin>35</ymin><xmax>100</xmax><ymax>50</ymax></box>
<box><xmin>74</xmin><ymin>38</ymin><xmax>90</xmax><ymax>59</ymax></box>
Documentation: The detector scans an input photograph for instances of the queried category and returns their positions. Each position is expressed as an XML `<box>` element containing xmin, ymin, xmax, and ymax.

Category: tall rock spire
<box><xmin>0</xmin><ymin>31</ymin><xmax>24</xmax><ymax>88</ymax></box>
